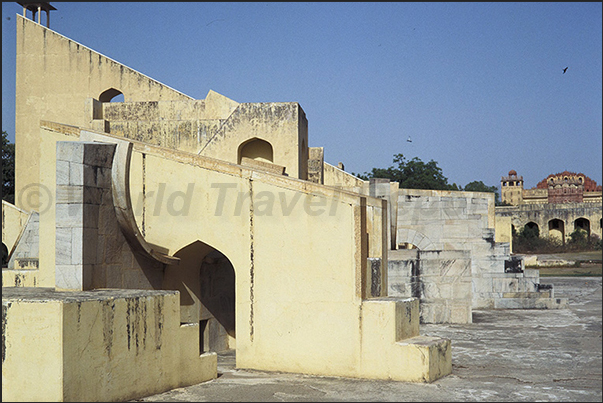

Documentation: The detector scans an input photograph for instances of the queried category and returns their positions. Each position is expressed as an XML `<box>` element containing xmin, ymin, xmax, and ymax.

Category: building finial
<box><xmin>17</xmin><ymin>2</ymin><xmax>56</xmax><ymax>28</ymax></box>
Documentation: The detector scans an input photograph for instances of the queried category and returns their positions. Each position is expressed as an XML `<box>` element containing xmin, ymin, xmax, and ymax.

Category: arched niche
<box><xmin>548</xmin><ymin>219</ymin><xmax>565</xmax><ymax>244</ymax></box>
<box><xmin>163</xmin><ymin>240</ymin><xmax>236</xmax><ymax>353</ymax></box>
<box><xmin>99</xmin><ymin>88</ymin><xmax>124</xmax><ymax>103</ymax></box>
<box><xmin>238</xmin><ymin>138</ymin><xmax>273</xmax><ymax>164</ymax></box>
<box><xmin>524</xmin><ymin>221</ymin><xmax>540</xmax><ymax>237</ymax></box>
<box><xmin>574</xmin><ymin>217</ymin><xmax>591</xmax><ymax>237</ymax></box>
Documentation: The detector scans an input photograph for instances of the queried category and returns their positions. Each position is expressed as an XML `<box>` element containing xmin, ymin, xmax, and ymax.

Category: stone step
<box><xmin>502</xmin><ymin>291</ymin><xmax>551</xmax><ymax>299</ymax></box>
<box><xmin>396</xmin><ymin>335</ymin><xmax>452</xmax><ymax>382</ymax></box>
<box><xmin>494</xmin><ymin>297</ymin><xmax>568</xmax><ymax>309</ymax></box>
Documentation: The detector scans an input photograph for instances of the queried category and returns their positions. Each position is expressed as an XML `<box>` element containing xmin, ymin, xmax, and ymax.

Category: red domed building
<box><xmin>501</xmin><ymin>170</ymin><xmax>602</xmax><ymax>206</ymax></box>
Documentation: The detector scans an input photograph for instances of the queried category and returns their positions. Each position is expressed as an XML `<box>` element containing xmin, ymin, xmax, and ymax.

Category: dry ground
<box><xmin>138</xmin><ymin>277</ymin><xmax>602</xmax><ymax>402</ymax></box>
<box><xmin>525</xmin><ymin>250</ymin><xmax>602</xmax><ymax>277</ymax></box>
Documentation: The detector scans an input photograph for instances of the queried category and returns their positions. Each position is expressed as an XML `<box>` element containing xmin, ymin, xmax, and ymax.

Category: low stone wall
<box><xmin>1</xmin><ymin>269</ymin><xmax>38</xmax><ymax>287</ymax></box>
<box><xmin>2</xmin><ymin>287</ymin><xmax>217</xmax><ymax>402</ymax></box>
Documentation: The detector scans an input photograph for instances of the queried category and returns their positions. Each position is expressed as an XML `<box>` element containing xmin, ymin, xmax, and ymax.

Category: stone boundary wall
<box><xmin>495</xmin><ymin>202</ymin><xmax>603</xmax><ymax>241</ymax></box>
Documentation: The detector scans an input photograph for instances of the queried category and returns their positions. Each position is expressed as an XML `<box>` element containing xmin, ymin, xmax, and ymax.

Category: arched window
<box><xmin>238</xmin><ymin>138</ymin><xmax>273</xmax><ymax>164</ymax></box>
<box><xmin>99</xmin><ymin>88</ymin><xmax>124</xmax><ymax>103</ymax></box>
<box><xmin>524</xmin><ymin>222</ymin><xmax>540</xmax><ymax>237</ymax></box>
<box><xmin>548</xmin><ymin>219</ymin><xmax>565</xmax><ymax>244</ymax></box>
<box><xmin>574</xmin><ymin>218</ymin><xmax>590</xmax><ymax>237</ymax></box>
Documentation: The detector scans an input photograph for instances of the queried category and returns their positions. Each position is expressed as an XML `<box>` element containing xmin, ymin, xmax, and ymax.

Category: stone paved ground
<box><xmin>137</xmin><ymin>277</ymin><xmax>602</xmax><ymax>402</ymax></box>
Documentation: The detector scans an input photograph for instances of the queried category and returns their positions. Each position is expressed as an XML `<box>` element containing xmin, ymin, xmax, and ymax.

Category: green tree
<box><xmin>357</xmin><ymin>154</ymin><xmax>455</xmax><ymax>190</ymax></box>
<box><xmin>568</xmin><ymin>228</ymin><xmax>588</xmax><ymax>246</ymax></box>
<box><xmin>567</xmin><ymin>228</ymin><xmax>601</xmax><ymax>251</ymax></box>
<box><xmin>463</xmin><ymin>180</ymin><xmax>502</xmax><ymax>205</ymax></box>
<box><xmin>2</xmin><ymin>130</ymin><xmax>15</xmax><ymax>204</ymax></box>
<box><xmin>355</xmin><ymin>154</ymin><xmax>504</xmax><ymax>199</ymax></box>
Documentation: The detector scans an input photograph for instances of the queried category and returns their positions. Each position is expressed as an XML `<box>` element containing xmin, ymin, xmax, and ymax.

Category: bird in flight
<box><xmin>206</xmin><ymin>18</ymin><xmax>225</xmax><ymax>26</ymax></box>
<box><xmin>407</xmin><ymin>136</ymin><xmax>412</xmax><ymax>143</ymax></box>
<box><xmin>563</xmin><ymin>67</ymin><xmax>568</xmax><ymax>74</ymax></box>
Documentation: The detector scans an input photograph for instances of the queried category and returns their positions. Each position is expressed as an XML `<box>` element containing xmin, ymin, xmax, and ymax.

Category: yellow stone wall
<box><xmin>14</xmin><ymin>15</ymin><xmax>192</xmax><ymax>210</ymax></box>
<box><xmin>323</xmin><ymin>162</ymin><xmax>367</xmax><ymax>192</ymax></box>
<box><xmin>8</xmin><ymin>12</ymin><xmax>452</xmax><ymax>388</ymax></box>
<box><xmin>120</xmin><ymin>133</ymin><xmax>443</xmax><ymax>381</ymax></box>
<box><xmin>2</xmin><ymin>270</ymin><xmax>38</xmax><ymax>287</ymax></box>
<box><xmin>1</xmin><ymin>299</ymin><xmax>64</xmax><ymax>401</ymax></box>
<box><xmin>494</xmin><ymin>214</ymin><xmax>513</xmax><ymax>251</ymax></box>
<box><xmin>103</xmin><ymin>100</ymin><xmax>309</xmax><ymax>180</ymax></box>
<box><xmin>197</xmin><ymin>102</ymin><xmax>309</xmax><ymax>180</ymax></box>
<box><xmin>28</xmin><ymin>122</ymin><xmax>448</xmax><ymax>382</ymax></box>
<box><xmin>2</xmin><ymin>289</ymin><xmax>216</xmax><ymax>402</ymax></box>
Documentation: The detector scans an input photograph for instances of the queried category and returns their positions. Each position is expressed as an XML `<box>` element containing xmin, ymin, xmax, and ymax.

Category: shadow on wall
<box><xmin>163</xmin><ymin>240</ymin><xmax>235</xmax><ymax>353</ymax></box>
<box><xmin>2</xmin><ymin>243</ymin><xmax>8</xmax><ymax>267</ymax></box>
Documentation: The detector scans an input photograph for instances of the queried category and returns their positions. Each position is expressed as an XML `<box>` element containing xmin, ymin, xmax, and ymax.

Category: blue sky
<box><xmin>2</xmin><ymin>2</ymin><xmax>602</xmax><ymax>189</ymax></box>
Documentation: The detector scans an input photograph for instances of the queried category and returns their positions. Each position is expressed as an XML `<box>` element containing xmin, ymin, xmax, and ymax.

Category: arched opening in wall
<box><xmin>99</xmin><ymin>88</ymin><xmax>124</xmax><ymax>103</ymax></box>
<box><xmin>2</xmin><ymin>242</ymin><xmax>8</xmax><ymax>268</ymax></box>
<box><xmin>163</xmin><ymin>240</ymin><xmax>236</xmax><ymax>354</ymax></box>
<box><xmin>524</xmin><ymin>222</ymin><xmax>540</xmax><ymax>238</ymax></box>
<box><xmin>574</xmin><ymin>218</ymin><xmax>591</xmax><ymax>237</ymax></box>
<box><xmin>548</xmin><ymin>219</ymin><xmax>565</xmax><ymax>244</ymax></box>
<box><xmin>110</xmin><ymin>93</ymin><xmax>124</xmax><ymax>102</ymax></box>
<box><xmin>395</xmin><ymin>230</ymin><xmax>434</xmax><ymax>251</ymax></box>
<box><xmin>238</xmin><ymin>138</ymin><xmax>273</xmax><ymax>164</ymax></box>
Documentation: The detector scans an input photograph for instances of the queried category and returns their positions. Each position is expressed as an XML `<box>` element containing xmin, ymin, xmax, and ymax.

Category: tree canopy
<box><xmin>354</xmin><ymin>153</ymin><xmax>504</xmax><ymax>204</ymax></box>
<box><xmin>463</xmin><ymin>180</ymin><xmax>502</xmax><ymax>204</ymax></box>
<box><xmin>355</xmin><ymin>154</ymin><xmax>456</xmax><ymax>191</ymax></box>
<box><xmin>2</xmin><ymin>130</ymin><xmax>15</xmax><ymax>204</ymax></box>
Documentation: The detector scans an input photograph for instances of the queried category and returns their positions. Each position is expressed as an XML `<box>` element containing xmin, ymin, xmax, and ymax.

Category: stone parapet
<box><xmin>1</xmin><ymin>287</ymin><xmax>217</xmax><ymax>402</ymax></box>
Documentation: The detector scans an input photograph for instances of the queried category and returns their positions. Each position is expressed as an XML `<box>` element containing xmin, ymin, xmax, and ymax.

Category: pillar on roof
<box><xmin>17</xmin><ymin>2</ymin><xmax>56</xmax><ymax>28</ymax></box>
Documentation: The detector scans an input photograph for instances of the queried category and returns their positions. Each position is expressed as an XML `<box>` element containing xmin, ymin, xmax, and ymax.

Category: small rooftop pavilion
<box><xmin>17</xmin><ymin>2</ymin><xmax>56</xmax><ymax>28</ymax></box>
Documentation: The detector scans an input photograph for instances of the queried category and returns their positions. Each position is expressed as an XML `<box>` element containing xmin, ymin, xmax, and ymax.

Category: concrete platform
<box><xmin>137</xmin><ymin>277</ymin><xmax>602</xmax><ymax>402</ymax></box>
